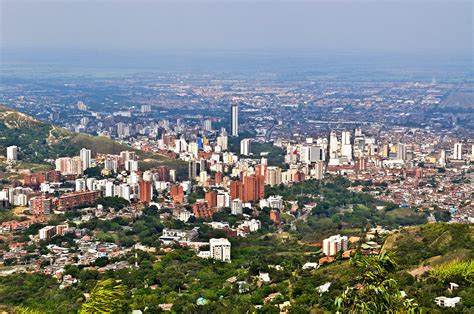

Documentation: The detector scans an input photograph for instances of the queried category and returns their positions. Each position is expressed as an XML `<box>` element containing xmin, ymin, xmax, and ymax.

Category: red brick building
<box><xmin>170</xmin><ymin>184</ymin><xmax>184</xmax><ymax>204</ymax></box>
<box><xmin>139</xmin><ymin>180</ymin><xmax>152</xmax><ymax>203</ymax></box>
<box><xmin>24</xmin><ymin>170</ymin><xmax>61</xmax><ymax>185</ymax></box>
<box><xmin>155</xmin><ymin>166</ymin><xmax>171</xmax><ymax>182</ymax></box>
<box><xmin>30</xmin><ymin>196</ymin><xmax>53</xmax><ymax>216</ymax></box>
<box><xmin>192</xmin><ymin>201</ymin><xmax>216</xmax><ymax>219</ymax></box>
<box><xmin>205</xmin><ymin>190</ymin><xmax>217</xmax><ymax>208</ymax></box>
<box><xmin>229</xmin><ymin>174</ymin><xmax>265</xmax><ymax>203</ymax></box>
<box><xmin>242</xmin><ymin>174</ymin><xmax>265</xmax><ymax>203</ymax></box>
<box><xmin>56</xmin><ymin>190</ymin><xmax>101</xmax><ymax>211</ymax></box>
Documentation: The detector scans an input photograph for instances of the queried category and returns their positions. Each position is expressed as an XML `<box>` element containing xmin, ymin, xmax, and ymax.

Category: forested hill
<box><xmin>0</xmin><ymin>105</ymin><xmax>183</xmax><ymax>171</ymax></box>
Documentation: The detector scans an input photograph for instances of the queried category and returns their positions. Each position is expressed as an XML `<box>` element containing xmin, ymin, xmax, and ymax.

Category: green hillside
<box><xmin>383</xmin><ymin>223</ymin><xmax>474</xmax><ymax>311</ymax></box>
<box><xmin>0</xmin><ymin>105</ymin><xmax>186</xmax><ymax>174</ymax></box>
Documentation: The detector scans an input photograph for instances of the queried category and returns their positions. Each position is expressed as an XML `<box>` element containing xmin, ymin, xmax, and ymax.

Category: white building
<box><xmin>210</xmin><ymin>238</ymin><xmax>231</xmax><ymax>262</ymax></box>
<box><xmin>80</xmin><ymin>148</ymin><xmax>92</xmax><ymax>171</ymax></box>
<box><xmin>125</xmin><ymin>160</ymin><xmax>139</xmax><ymax>172</ymax></box>
<box><xmin>231</xmin><ymin>199</ymin><xmax>243</xmax><ymax>215</ymax></box>
<box><xmin>75</xmin><ymin>178</ymin><xmax>86</xmax><ymax>191</ymax></box>
<box><xmin>322</xmin><ymin>234</ymin><xmax>348</xmax><ymax>256</ymax></box>
<box><xmin>231</xmin><ymin>104</ymin><xmax>239</xmax><ymax>137</ymax></box>
<box><xmin>453</xmin><ymin>143</ymin><xmax>463</xmax><ymax>160</ymax></box>
<box><xmin>6</xmin><ymin>145</ymin><xmax>18</xmax><ymax>161</ymax></box>
<box><xmin>240</xmin><ymin>139</ymin><xmax>251</xmax><ymax>156</ymax></box>
<box><xmin>434</xmin><ymin>297</ymin><xmax>461</xmax><ymax>308</ymax></box>
<box><xmin>260</xmin><ymin>195</ymin><xmax>283</xmax><ymax>210</ymax></box>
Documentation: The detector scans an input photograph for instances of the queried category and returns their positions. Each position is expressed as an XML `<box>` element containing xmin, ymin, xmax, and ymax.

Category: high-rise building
<box><xmin>230</xmin><ymin>199</ymin><xmax>243</xmax><ymax>215</ymax></box>
<box><xmin>329</xmin><ymin>131</ymin><xmax>339</xmax><ymax>165</ymax></box>
<box><xmin>203</xmin><ymin>119</ymin><xmax>212</xmax><ymax>131</ymax></box>
<box><xmin>229</xmin><ymin>181</ymin><xmax>243</xmax><ymax>201</ymax></box>
<box><xmin>341</xmin><ymin>131</ymin><xmax>352</xmax><ymax>162</ymax></box>
<box><xmin>438</xmin><ymin>149</ymin><xmax>447</xmax><ymax>167</ymax></box>
<box><xmin>125</xmin><ymin>160</ymin><xmax>139</xmax><ymax>172</ymax></box>
<box><xmin>313</xmin><ymin>161</ymin><xmax>324</xmax><ymax>179</ymax></box>
<box><xmin>322</xmin><ymin>235</ymin><xmax>348</xmax><ymax>256</ymax></box>
<box><xmin>217</xmin><ymin>132</ymin><xmax>228</xmax><ymax>151</ymax></box>
<box><xmin>397</xmin><ymin>143</ymin><xmax>407</xmax><ymax>161</ymax></box>
<box><xmin>6</xmin><ymin>146</ymin><xmax>18</xmax><ymax>161</ymax></box>
<box><xmin>104</xmin><ymin>158</ymin><xmax>118</xmax><ymax>173</ymax></box>
<box><xmin>139</xmin><ymin>180</ymin><xmax>152</xmax><ymax>203</ymax></box>
<box><xmin>242</xmin><ymin>174</ymin><xmax>265</xmax><ymax>203</ymax></box>
<box><xmin>231</xmin><ymin>104</ymin><xmax>239</xmax><ymax>137</ymax></box>
<box><xmin>188</xmin><ymin>160</ymin><xmax>197</xmax><ymax>180</ymax></box>
<box><xmin>210</xmin><ymin>238</ymin><xmax>231</xmax><ymax>262</ymax></box>
<box><xmin>265</xmin><ymin>167</ymin><xmax>282</xmax><ymax>186</ymax></box>
<box><xmin>80</xmin><ymin>148</ymin><xmax>92</xmax><ymax>171</ymax></box>
<box><xmin>453</xmin><ymin>143</ymin><xmax>463</xmax><ymax>160</ymax></box>
<box><xmin>55</xmin><ymin>157</ymin><xmax>83</xmax><ymax>175</ymax></box>
<box><xmin>240</xmin><ymin>139</ymin><xmax>251</xmax><ymax>156</ymax></box>
<box><xmin>205</xmin><ymin>190</ymin><xmax>217</xmax><ymax>208</ymax></box>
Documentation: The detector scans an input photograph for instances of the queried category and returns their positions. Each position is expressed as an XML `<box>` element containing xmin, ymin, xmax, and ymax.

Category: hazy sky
<box><xmin>1</xmin><ymin>0</ymin><xmax>472</xmax><ymax>56</ymax></box>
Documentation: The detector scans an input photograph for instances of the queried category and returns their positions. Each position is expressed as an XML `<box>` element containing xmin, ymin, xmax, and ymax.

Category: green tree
<box><xmin>335</xmin><ymin>253</ymin><xmax>419</xmax><ymax>313</ymax></box>
<box><xmin>79</xmin><ymin>279</ymin><xmax>129</xmax><ymax>313</ymax></box>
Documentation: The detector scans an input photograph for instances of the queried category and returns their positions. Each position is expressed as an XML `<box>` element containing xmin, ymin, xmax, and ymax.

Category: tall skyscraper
<box><xmin>188</xmin><ymin>160</ymin><xmax>197</xmax><ymax>180</ymax></box>
<box><xmin>341</xmin><ymin>131</ymin><xmax>353</xmax><ymax>162</ymax></box>
<box><xmin>453</xmin><ymin>143</ymin><xmax>463</xmax><ymax>160</ymax></box>
<box><xmin>328</xmin><ymin>130</ymin><xmax>340</xmax><ymax>165</ymax></box>
<box><xmin>231</xmin><ymin>104</ymin><xmax>239</xmax><ymax>137</ymax></box>
<box><xmin>80</xmin><ymin>148</ymin><xmax>92</xmax><ymax>171</ymax></box>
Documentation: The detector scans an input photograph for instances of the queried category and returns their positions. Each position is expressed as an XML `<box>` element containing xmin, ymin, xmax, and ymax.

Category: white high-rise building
<box><xmin>105</xmin><ymin>181</ymin><xmax>114</xmax><ymax>197</ymax></box>
<box><xmin>341</xmin><ymin>131</ymin><xmax>353</xmax><ymax>162</ymax></box>
<box><xmin>240</xmin><ymin>139</ymin><xmax>251</xmax><ymax>156</ymax></box>
<box><xmin>210</xmin><ymin>238</ymin><xmax>231</xmax><ymax>262</ymax></box>
<box><xmin>120</xmin><ymin>183</ymin><xmax>131</xmax><ymax>201</ymax></box>
<box><xmin>231</xmin><ymin>104</ymin><xmax>239</xmax><ymax>137</ymax></box>
<box><xmin>6</xmin><ymin>146</ymin><xmax>18</xmax><ymax>161</ymax></box>
<box><xmin>329</xmin><ymin>131</ymin><xmax>340</xmax><ymax>165</ymax></box>
<box><xmin>322</xmin><ymin>235</ymin><xmax>348</xmax><ymax>256</ymax></box>
<box><xmin>453</xmin><ymin>143</ymin><xmax>463</xmax><ymax>160</ymax></box>
<box><xmin>80</xmin><ymin>148</ymin><xmax>92</xmax><ymax>171</ymax></box>
<box><xmin>439</xmin><ymin>149</ymin><xmax>446</xmax><ymax>167</ymax></box>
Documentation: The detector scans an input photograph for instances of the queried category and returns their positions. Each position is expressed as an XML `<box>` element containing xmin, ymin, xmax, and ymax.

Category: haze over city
<box><xmin>0</xmin><ymin>0</ymin><xmax>473</xmax><ymax>313</ymax></box>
